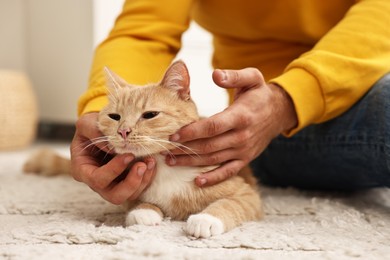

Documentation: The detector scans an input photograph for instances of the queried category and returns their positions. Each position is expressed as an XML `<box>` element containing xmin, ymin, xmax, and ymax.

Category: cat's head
<box><xmin>98</xmin><ymin>60</ymin><xmax>199</xmax><ymax>157</ymax></box>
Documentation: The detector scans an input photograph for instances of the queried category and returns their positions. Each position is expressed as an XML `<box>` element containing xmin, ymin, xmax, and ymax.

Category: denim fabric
<box><xmin>251</xmin><ymin>73</ymin><xmax>390</xmax><ymax>191</ymax></box>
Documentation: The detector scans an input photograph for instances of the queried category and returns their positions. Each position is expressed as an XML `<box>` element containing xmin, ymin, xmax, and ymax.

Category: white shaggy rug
<box><xmin>0</xmin><ymin>143</ymin><xmax>389</xmax><ymax>260</ymax></box>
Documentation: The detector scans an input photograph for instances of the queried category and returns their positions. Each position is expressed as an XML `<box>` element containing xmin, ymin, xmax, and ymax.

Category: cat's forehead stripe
<box><xmin>115</xmin><ymin>87</ymin><xmax>153</xmax><ymax>112</ymax></box>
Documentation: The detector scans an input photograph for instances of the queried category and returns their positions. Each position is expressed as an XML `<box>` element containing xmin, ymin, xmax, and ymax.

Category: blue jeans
<box><xmin>251</xmin><ymin>73</ymin><xmax>390</xmax><ymax>191</ymax></box>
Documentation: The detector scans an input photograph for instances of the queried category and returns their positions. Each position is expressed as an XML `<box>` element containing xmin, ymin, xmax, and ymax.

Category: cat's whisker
<box><xmin>161</xmin><ymin>142</ymin><xmax>198</xmax><ymax>159</ymax></box>
<box><xmin>137</xmin><ymin>136</ymin><xmax>201</xmax><ymax>160</ymax></box>
<box><xmin>76</xmin><ymin>136</ymin><xmax>115</xmax><ymax>156</ymax></box>
<box><xmin>105</xmin><ymin>84</ymin><xmax>116</xmax><ymax>97</ymax></box>
<box><xmin>128</xmin><ymin>136</ymin><xmax>175</xmax><ymax>158</ymax></box>
<box><xmin>146</xmin><ymin>139</ymin><xmax>176</xmax><ymax>157</ymax></box>
<box><xmin>102</xmin><ymin>146</ymin><xmax>116</xmax><ymax>161</ymax></box>
<box><xmin>136</xmin><ymin>142</ymin><xmax>150</xmax><ymax>157</ymax></box>
<box><xmin>90</xmin><ymin>136</ymin><xmax>111</xmax><ymax>141</ymax></box>
<box><xmin>144</xmin><ymin>147</ymin><xmax>155</xmax><ymax>159</ymax></box>
<box><xmin>90</xmin><ymin>135</ymin><xmax>115</xmax><ymax>143</ymax></box>
<box><xmin>82</xmin><ymin>139</ymin><xmax>110</xmax><ymax>152</ymax></box>
<box><xmin>73</xmin><ymin>140</ymin><xmax>100</xmax><ymax>153</ymax></box>
<box><xmin>170</xmin><ymin>142</ymin><xmax>201</xmax><ymax>157</ymax></box>
<box><xmin>148</xmin><ymin>137</ymin><xmax>200</xmax><ymax>156</ymax></box>
<box><xmin>73</xmin><ymin>141</ymin><xmax>88</xmax><ymax>151</ymax></box>
<box><xmin>104</xmin><ymin>67</ymin><xmax>121</xmax><ymax>99</ymax></box>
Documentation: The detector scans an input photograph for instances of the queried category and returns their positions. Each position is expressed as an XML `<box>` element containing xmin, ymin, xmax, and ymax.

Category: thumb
<box><xmin>212</xmin><ymin>68</ymin><xmax>265</xmax><ymax>89</ymax></box>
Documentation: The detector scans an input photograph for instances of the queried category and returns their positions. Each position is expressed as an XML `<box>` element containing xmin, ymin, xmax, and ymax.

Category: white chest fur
<box><xmin>139</xmin><ymin>155</ymin><xmax>201</xmax><ymax>209</ymax></box>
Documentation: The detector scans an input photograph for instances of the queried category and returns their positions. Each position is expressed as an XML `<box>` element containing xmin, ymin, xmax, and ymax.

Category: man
<box><xmin>71</xmin><ymin>0</ymin><xmax>390</xmax><ymax>204</ymax></box>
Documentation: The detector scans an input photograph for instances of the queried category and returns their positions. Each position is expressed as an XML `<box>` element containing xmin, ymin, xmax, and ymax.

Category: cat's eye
<box><xmin>108</xmin><ymin>113</ymin><xmax>121</xmax><ymax>121</ymax></box>
<box><xmin>142</xmin><ymin>111</ymin><xmax>160</xmax><ymax>119</ymax></box>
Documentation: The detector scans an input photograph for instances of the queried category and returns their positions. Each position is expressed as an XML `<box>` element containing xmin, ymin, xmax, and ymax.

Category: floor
<box><xmin>0</xmin><ymin>142</ymin><xmax>389</xmax><ymax>259</ymax></box>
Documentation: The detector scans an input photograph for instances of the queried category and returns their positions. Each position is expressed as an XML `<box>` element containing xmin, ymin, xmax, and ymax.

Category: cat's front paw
<box><xmin>125</xmin><ymin>209</ymin><xmax>163</xmax><ymax>227</ymax></box>
<box><xmin>186</xmin><ymin>213</ymin><xmax>225</xmax><ymax>238</ymax></box>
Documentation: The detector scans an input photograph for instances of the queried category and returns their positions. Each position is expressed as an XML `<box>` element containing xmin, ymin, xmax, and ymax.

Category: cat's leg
<box><xmin>186</xmin><ymin>188</ymin><xmax>262</xmax><ymax>238</ymax></box>
<box><xmin>125</xmin><ymin>202</ymin><xmax>164</xmax><ymax>226</ymax></box>
<box><xmin>186</xmin><ymin>212</ymin><xmax>224</xmax><ymax>238</ymax></box>
<box><xmin>23</xmin><ymin>148</ymin><xmax>71</xmax><ymax>176</ymax></box>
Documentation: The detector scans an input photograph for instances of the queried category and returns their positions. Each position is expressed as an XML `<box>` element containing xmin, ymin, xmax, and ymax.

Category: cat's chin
<box><xmin>113</xmin><ymin>146</ymin><xmax>157</xmax><ymax>158</ymax></box>
<box><xmin>114</xmin><ymin>147</ymin><xmax>138</xmax><ymax>156</ymax></box>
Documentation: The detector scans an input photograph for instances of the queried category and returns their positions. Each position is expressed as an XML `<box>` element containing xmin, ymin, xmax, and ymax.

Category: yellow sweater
<box><xmin>79</xmin><ymin>0</ymin><xmax>390</xmax><ymax>135</ymax></box>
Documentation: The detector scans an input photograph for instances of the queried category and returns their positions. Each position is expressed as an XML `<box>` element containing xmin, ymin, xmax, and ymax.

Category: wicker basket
<box><xmin>0</xmin><ymin>70</ymin><xmax>38</xmax><ymax>150</ymax></box>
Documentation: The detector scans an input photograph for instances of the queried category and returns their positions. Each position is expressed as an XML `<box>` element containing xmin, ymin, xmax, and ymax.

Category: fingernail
<box><xmin>219</xmin><ymin>70</ymin><xmax>228</xmax><ymax>82</ymax></box>
<box><xmin>137</xmin><ymin>166</ymin><xmax>146</xmax><ymax>177</ymax></box>
<box><xmin>198</xmin><ymin>178</ymin><xmax>207</xmax><ymax>186</ymax></box>
<box><xmin>170</xmin><ymin>134</ymin><xmax>180</xmax><ymax>142</ymax></box>
<box><xmin>168</xmin><ymin>157</ymin><xmax>176</xmax><ymax>166</ymax></box>
<box><xmin>147</xmin><ymin>160</ymin><xmax>155</xmax><ymax>170</ymax></box>
<box><xmin>124</xmin><ymin>155</ymin><xmax>134</xmax><ymax>164</ymax></box>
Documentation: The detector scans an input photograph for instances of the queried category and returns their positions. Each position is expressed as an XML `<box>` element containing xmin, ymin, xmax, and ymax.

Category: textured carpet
<box><xmin>0</xmin><ymin>143</ymin><xmax>389</xmax><ymax>260</ymax></box>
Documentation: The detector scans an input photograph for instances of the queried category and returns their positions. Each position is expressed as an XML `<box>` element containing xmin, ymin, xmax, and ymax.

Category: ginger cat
<box><xmin>24</xmin><ymin>60</ymin><xmax>263</xmax><ymax>238</ymax></box>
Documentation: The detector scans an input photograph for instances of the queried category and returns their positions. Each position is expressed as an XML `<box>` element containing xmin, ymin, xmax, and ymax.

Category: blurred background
<box><xmin>0</xmin><ymin>0</ymin><xmax>227</xmax><ymax>146</ymax></box>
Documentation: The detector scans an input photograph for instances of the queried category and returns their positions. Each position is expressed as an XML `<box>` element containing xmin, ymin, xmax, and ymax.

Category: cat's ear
<box><xmin>103</xmin><ymin>66</ymin><xmax>129</xmax><ymax>90</ymax></box>
<box><xmin>160</xmin><ymin>60</ymin><xmax>191</xmax><ymax>101</ymax></box>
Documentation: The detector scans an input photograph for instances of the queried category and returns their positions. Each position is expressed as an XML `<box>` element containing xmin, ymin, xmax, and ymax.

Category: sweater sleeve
<box><xmin>270</xmin><ymin>0</ymin><xmax>390</xmax><ymax>136</ymax></box>
<box><xmin>78</xmin><ymin>0</ymin><xmax>193</xmax><ymax>115</ymax></box>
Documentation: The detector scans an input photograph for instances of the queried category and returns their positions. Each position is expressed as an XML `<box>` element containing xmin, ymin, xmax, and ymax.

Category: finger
<box><xmin>71</xmin><ymin>135</ymin><xmax>108</xmax><ymax>162</ymax></box>
<box><xmin>71</xmin><ymin>131</ymin><xmax>91</xmax><ymax>158</ymax></box>
<box><xmin>195</xmin><ymin>160</ymin><xmax>246</xmax><ymax>187</ymax></box>
<box><xmin>105</xmin><ymin>162</ymin><xmax>147</xmax><ymax>204</ymax></box>
<box><xmin>171</xmin><ymin>111</ymin><xmax>239</xmax><ymax>143</ymax></box>
<box><xmin>75</xmin><ymin>113</ymin><xmax>100</xmax><ymax>138</ymax></box>
<box><xmin>128</xmin><ymin>157</ymin><xmax>156</xmax><ymax>200</ymax></box>
<box><xmin>212</xmin><ymin>68</ymin><xmax>265</xmax><ymax>89</ymax></box>
<box><xmin>70</xmin><ymin>133</ymin><xmax>98</xmax><ymax>181</ymax></box>
<box><xmin>169</xmin><ymin>128</ymin><xmax>250</xmax><ymax>156</ymax></box>
<box><xmin>76</xmin><ymin>113</ymin><xmax>111</xmax><ymax>152</ymax></box>
<box><xmin>167</xmin><ymin>148</ymin><xmax>241</xmax><ymax>167</ymax></box>
<box><xmin>79</xmin><ymin>154</ymin><xmax>134</xmax><ymax>190</ymax></box>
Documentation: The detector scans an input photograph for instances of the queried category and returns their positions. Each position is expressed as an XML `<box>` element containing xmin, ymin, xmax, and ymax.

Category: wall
<box><xmin>0</xmin><ymin>0</ymin><xmax>226</xmax><ymax>125</ymax></box>
<box><xmin>0</xmin><ymin>0</ymin><xmax>26</xmax><ymax>71</ymax></box>
<box><xmin>0</xmin><ymin>0</ymin><xmax>93</xmax><ymax>123</ymax></box>
<box><xmin>26</xmin><ymin>0</ymin><xmax>93</xmax><ymax>123</ymax></box>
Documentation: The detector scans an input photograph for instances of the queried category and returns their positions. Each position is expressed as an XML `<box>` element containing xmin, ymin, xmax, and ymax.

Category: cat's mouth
<box><xmin>112</xmin><ymin>142</ymin><xmax>152</xmax><ymax>157</ymax></box>
<box><xmin>110</xmin><ymin>136</ymin><xmax>174</xmax><ymax>157</ymax></box>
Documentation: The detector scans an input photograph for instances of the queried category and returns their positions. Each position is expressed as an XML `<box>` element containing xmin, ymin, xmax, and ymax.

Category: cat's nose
<box><xmin>118</xmin><ymin>128</ymin><xmax>131</xmax><ymax>139</ymax></box>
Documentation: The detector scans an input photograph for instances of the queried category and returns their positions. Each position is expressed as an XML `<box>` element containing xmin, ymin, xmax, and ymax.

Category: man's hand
<box><xmin>70</xmin><ymin>113</ymin><xmax>156</xmax><ymax>204</ymax></box>
<box><xmin>166</xmin><ymin>68</ymin><xmax>297</xmax><ymax>187</ymax></box>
